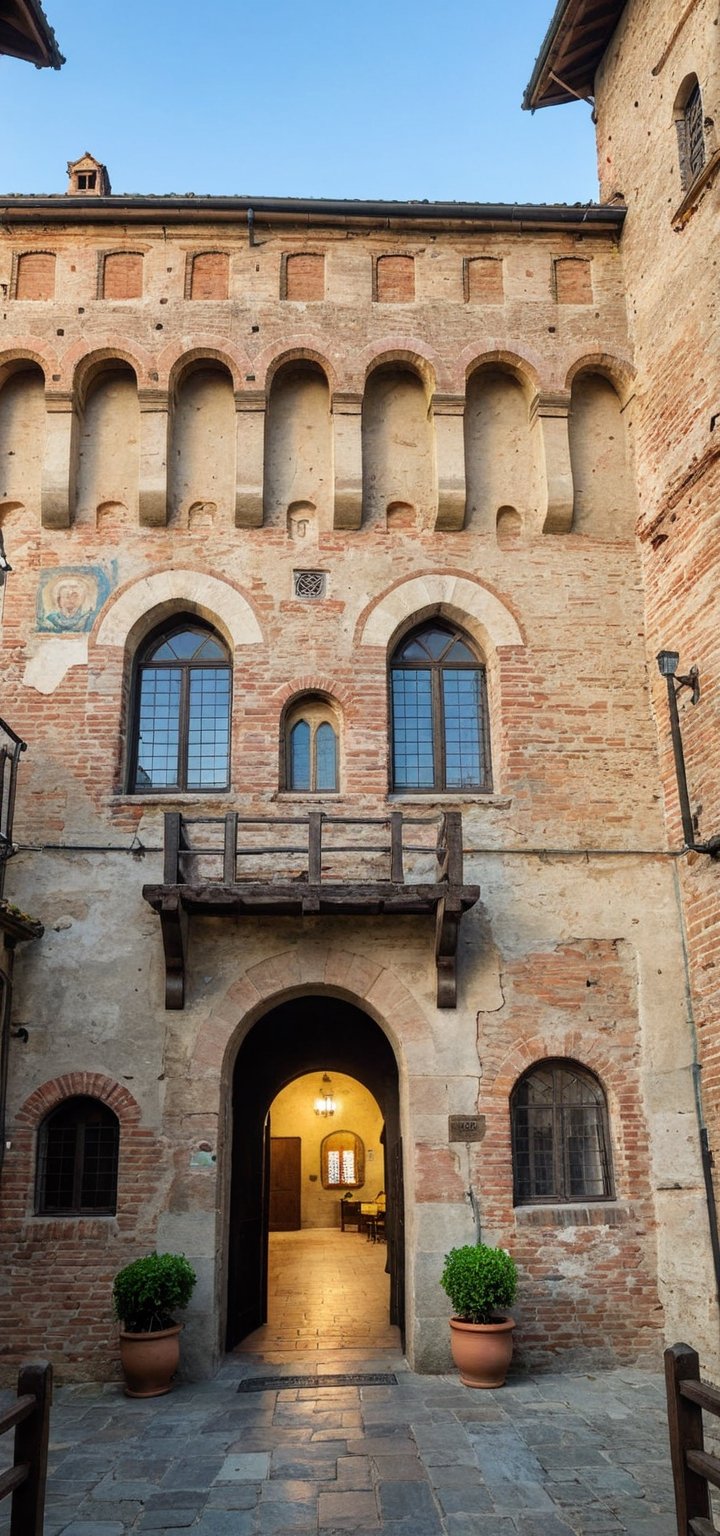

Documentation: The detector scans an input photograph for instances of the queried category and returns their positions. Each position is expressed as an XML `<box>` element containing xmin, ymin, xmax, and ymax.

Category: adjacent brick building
<box><xmin>0</xmin><ymin>0</ymin><xmax>717</xmax><ymax>1382</ymax></box>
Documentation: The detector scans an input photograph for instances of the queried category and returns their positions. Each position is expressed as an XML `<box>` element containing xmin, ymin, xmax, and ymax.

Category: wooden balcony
<box><xmin>142</xmin><ymin>809</ymin><xmax>480</xmax><ymax>1010</ymax></box>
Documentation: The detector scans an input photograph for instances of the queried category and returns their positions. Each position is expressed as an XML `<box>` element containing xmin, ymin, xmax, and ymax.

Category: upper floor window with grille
<box><xmin>131</xmin><ymin>620</ymin><xmax>231</xmax><ymax>792</ymax></box>
<box><xmin>511</xmin><ymin>1060</ymin><xmax>613</xmax><ymax>1205</ymax></box>
<box><xmin>675</xmin><ymin>76</ymin><xmax>706</xmax><ymax>190</ymax></box>
<box><xmin>36</xmin><ymin>1096</ymin><xmax>119</xmax><ymax>1215</ymax></box>
<box><xmin>285</xmin><ymin>697</ymin><xmax>338</xmax><ymax>792</ymax></box>
<box><xmin>390</xmin><ymin>622</ymin><xmax>491</xmax><ymax>792</ymax></box>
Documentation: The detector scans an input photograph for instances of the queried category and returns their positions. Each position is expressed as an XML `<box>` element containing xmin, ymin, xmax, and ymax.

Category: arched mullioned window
<box><xmin>36</xmin><ymin>1096</ymin><xmax>119</xmax><ymax>1215</ymax></box>
<box><xmin>389</xmin><ymin>621</ymin><xmax>491</xmax><ymax>792</ymax></box>
<box><xmin>511</xmin><ymin>1060</ymin><xmax>613</xmax><ymax>1205</ymax></box>
<box><xmin>285</xmin><ymin>697</ymin><xmax>339</xmax><ymax>792</ymax></box>
<box><xmin>130</xmin><ymin>618</ymin><xmax>231</xmax><ymax>792</ymax></box>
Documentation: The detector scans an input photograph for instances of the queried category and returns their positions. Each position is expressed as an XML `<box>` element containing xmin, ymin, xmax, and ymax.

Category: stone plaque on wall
<box><xmin>448</xmin><ymin>1115</ymin><xmax>486</xmax><ymax>1143</ymax></box>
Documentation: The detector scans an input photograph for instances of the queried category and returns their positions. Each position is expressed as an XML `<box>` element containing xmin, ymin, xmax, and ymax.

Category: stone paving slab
<box><xmin>0</xmin><ymin>1353</ymin><xmax>679</xmax><ymax>1534</ymax></box>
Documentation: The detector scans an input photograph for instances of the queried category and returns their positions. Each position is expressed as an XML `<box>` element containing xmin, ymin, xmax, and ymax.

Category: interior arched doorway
<box><xmin>226</xmin><ymin>994</ymin><xmax>404</xmax><ymax>1351</ymax></box>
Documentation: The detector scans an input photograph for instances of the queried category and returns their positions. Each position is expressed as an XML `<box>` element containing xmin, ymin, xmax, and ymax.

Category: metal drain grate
<box><xmin>238</xmin><ymin>1372</ymin><xmax>397</xmax><ymax>1393</ymax></box>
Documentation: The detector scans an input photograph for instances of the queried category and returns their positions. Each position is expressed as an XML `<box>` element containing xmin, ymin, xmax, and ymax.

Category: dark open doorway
<box><xmin>226</xmin><ymin>995</ymin><xmax>404</xmax><ymax>1350</ymax></box>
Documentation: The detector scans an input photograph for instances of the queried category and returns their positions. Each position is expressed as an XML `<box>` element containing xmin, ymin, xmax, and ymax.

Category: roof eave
<box><xmin>523</xmin><ymin>0</ymin><xmax>627</xmax><ymax>111</ymax></box>
<box><xmin>0</xmin><ymin>0</ymin><xmax>64</xmax><ymax>68</ymax></box>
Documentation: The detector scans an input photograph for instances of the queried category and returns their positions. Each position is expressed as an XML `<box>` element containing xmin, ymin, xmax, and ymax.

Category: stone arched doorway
<box><xmin>226</xmin><ymin>994</ymin><xmax>404</xmax><ymax>1351</ymax></box>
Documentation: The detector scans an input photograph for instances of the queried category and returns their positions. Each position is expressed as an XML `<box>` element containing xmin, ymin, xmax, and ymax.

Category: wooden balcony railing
<box><xmin>143</xmin><ymin>809</ymin><xmax>479</xmax><ymax>1011</ymax></box>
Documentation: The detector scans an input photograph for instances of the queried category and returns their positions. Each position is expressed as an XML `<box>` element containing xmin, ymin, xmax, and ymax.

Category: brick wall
<box><xmin>375</xmin><ymin>254</ymin><xmax>415</xmax><ymax>303</ymax></box>
<box><xmin>284</xmin><ymin>253</ymin><xmax>324</xmax><ymax>301</ymax></box>
<box><xmin>14</xmin><ymin>251</ymin><xmax>55</xmax><ymax>300</ymax></box>
<box><xmin>0</xmin><ymin>1074</ymin><xmax>166</xmax><ymax>1380</ymax></box>
<box><xmin>189</xmin><ymin>251</ymin><xmax>229</xmax><ymax>300</ymax></box>
<box><xmin>102</xmin><ymin>252</ymin><xmax>143</xmax><ymax>300</ymax></box>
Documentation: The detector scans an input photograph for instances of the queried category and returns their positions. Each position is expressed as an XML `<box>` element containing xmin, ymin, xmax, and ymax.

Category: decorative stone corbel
<box><xmin>332</xmin><ymin>392</ymin><xmax>363</xmax><ymax>530</ymax></box>
<box><xmin>531</xmin><ymin>390</ymin><xmax>574</xmax><ymax>534</ymax></box>
<box><xmin>433</xmin><ymin>394</ymin><xmax>466</xmax><ymax>531</ymax></box>
<box><xmin>138</xmin><ymin>388</ymin><xmax>170</xmax><ymax>527</ymax></box>
<box><xmin>41</xmin><ymin>391</ymin><xmax>75</xmax><ymax>529</ymax></box>
<box><xmin>234</xmin><ymin>390</ymin><xmax>265</xmax><ymax>528</ymax></box>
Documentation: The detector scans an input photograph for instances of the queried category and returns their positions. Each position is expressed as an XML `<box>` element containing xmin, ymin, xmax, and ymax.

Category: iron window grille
<box><xmin>389</xmin><ymin>622</ymin><xmax>491</xmax><ymax>793</ymax></box>
<box><xmin>684</xmin><ymin>83</ymin><xmax>706</xmax><ymax>183</ymax></box>
<box><xmin>130</xmin><ymin>620</ymin><xmax>231</xmax><ymax>793</ymax></box>
<box><xmin>511</xmin><ymin>1060</ymin><xmax>614</xmax><ymax>1205</ymax></box>
<box><xmin>293</xmin><ymin>570</ymin><xmax>327</xmax><ymax>600</ymax></box>
<box><xmin>36</xmin><ymin>1096</ymin><xmax>119</xmax><ymax>1215</ymax></box>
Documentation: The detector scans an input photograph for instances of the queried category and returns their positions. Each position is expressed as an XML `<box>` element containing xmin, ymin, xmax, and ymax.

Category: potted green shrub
<box><xmin>112</xmin><ymin>1252</ymin><xmax>197</xmax><ymax>1397</ymax></box>
<box><xmin>440</xmin><ymin>1243</ymin><xmax>518</xmax><ymax>1388</ymax></box>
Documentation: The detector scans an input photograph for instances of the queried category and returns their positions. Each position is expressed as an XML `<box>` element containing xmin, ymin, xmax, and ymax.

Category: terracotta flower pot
<box><xmin>118</xmin><ymin>1322</ymin><xmax>182</xmax><ymax>1397</ymax></box>
<box><xmin>449</xmin><ymin>1315</ymin><xmax>515</xmax><ymax>1388</ymax></box>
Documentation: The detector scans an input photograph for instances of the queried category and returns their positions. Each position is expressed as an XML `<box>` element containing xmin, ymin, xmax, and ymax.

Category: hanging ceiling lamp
<box><xmin>314</xmin><ymin>1073</ymin><xmax>336</xmax><ymax>1117</ymax></box>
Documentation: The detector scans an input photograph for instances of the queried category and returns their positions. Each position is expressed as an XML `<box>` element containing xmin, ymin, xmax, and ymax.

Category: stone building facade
<box><xmin>0</xmin><ymin>0</ymin><xmax>717</xmax><ymax>1383</ymax></box>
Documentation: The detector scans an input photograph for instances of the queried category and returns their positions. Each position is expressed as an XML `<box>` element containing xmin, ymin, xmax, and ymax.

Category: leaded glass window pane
<box><xmin>392</xmin><ymin>669</ymin><xmax>434</xmax><ymax>789</ymax></box>
<box><xmin>512</xmin><ymin>1062</ymin><xmax>613</xmax><ymax>1205</ymax></box>
<box><xmin>290</xmin><ymin>720</ymin><xmax>311</xmax><ymax>790</ymax></box>
<box><xmin>187</xmin><ymin>668</ymin><xmax>230</xmax><ymax>789</ymax></box>
<box><xmin>315</xmin><ymin>723</ymin><xmax>337</xmax><ymax>791</ymax></box>
<box><xmin>38</xmin><ymin>1097</ymin><xmax>119</xmax><ymax>1215</ymax></box>
<box><xmin>443</xmin><ymin>670</ymin><xmax>482</xmax><ymax>789</ymax></box>
<box><xmin>136</xmin><ymin>668</ymin><xmax>181</xmax><ymax>788</ymax></box>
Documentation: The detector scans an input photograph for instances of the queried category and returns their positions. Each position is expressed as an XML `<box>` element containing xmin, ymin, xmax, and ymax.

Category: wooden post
<box><xmin>163</xmin><ymin>811</ymin><xmax>182</xmax><ymax>884</ymax></box>
<box><xmin>223</xmin><ymin>813</ymin><xmax>238</xmax><ymax>883</ymax></box>
<box><xmin>390</xmin><ymin>813</ymin><xmax>404</xmax><ymax>883</ymax></box>
<box><xmin>665</xmin><ymin>1343</ymin><xmax>712</xmax><ymax>1534</ymax></box>
<box><xmin>443</xmin><ymin>811</ymin><xmax>464</xmax><ymax>886</ymax></box>
<box><xmin>308</xmin><ymin>813</ymin><xmax>322</xmax><ymax>884</ymax></box>
<box><xmin>11</xmin><ymin>1362</ymin><xmax>52</xmax><ymax>1536</ymax></box>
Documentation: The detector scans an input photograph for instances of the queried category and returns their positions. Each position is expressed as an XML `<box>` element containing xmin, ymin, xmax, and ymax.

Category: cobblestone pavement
<box><xmin>1</xmin><ymin>1352</ymin><xmax>678</xmax><ymax>1536</ymax></box>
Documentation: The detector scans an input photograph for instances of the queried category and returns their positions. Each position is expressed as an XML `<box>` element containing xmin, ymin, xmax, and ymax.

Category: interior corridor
<box><xmin>235</xmin><ymin>1228</ymin><xmax>401</xmax><ymax>1359</ymax></box>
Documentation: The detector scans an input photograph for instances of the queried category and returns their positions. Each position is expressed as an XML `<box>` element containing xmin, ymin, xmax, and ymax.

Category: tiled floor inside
<box><xmin>236</xmin><ymin>1229</ymin><xmax>399</xmax><ymax>1357</ymax></box>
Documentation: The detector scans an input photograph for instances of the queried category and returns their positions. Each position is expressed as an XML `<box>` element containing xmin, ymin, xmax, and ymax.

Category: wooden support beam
<box><xmin>435</xmin><ymin>896</ymin><xmax>462</xmax><ymax>1009</ymax></box>
<box><xmin>158</xmin><ymin>894</ymin><xmax>188</xmax><ymax>1010</ymax></box>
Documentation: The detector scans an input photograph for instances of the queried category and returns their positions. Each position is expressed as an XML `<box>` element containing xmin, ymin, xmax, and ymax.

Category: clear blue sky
<box><xmin>3</xmin><ymin>1</ymin><xmax>599</xmax><ymax>204</ymax></box>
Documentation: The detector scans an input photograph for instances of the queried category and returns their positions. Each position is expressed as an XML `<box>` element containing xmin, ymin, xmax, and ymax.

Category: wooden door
<box><xmin>269</xmin><ymin>1136</ymin><xmax>301</xmax><ymax>1230</ymax></box>
<box><xmin>226</xmin><ymin>1106</ymin><xmax>270</xmax><ymax>1349</ymax></box>
<box><xmin>388</xmin><ymin>1136</ymin><xmax>405</xmax><ymax>1346</ymax></box>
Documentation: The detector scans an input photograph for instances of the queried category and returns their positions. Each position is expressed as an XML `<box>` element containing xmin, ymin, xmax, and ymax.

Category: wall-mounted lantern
<box><xmin>313</xmin><ymin>1073</ymin><xmax>336</xmax><ymax>1118</ymax></box>
<box><xmin>656</xmin><ymin>651</ymin><xmax>720</xmax><ymax>857</ymax></box>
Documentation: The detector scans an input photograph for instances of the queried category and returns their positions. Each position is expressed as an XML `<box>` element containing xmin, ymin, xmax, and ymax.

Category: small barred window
<box><xmin>36</xmin><ymin>1096</ymin><xmax>119</xmax><ymax>1215</ymax></box>
<box><xmin>293</xmin><ymin>570</ymin><xmax>326</xmax><ymax>600</ymax></box>
<box><xmin>511</xmin><ymin>1060</ymin><xmax>613</xmax><ymax>1205</ymax></box>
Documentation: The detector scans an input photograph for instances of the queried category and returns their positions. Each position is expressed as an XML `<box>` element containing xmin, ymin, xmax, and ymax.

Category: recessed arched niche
<box><xmin>264</xmin><ymin>361</ymin><xmax>331</xmax><ymax>529</ymax></box>
<box><xmin>496</xmin><ymin>506</ymin><xmax>523</xmax><ymax>547</ymax></box>
<box><xmin>362</xmin><ymin>365</ymin><xmax>434</xmax><ymax>529</ymax></box>
<box><xmin>464</xmin><ymin>366</ymin><xmax>538</xmax><ymax>534</ymax></box>
<box><xmin>0</xmin><ymin>363</ymin><xmax>45</xmax><ymax>513</ymax></box>
<box><xmin>75</xmin><ymin>363</ymin><xmax>140</xmax><ymax>525</ymax></box>
<box><xmin>169</xmin><ymin>361</ymin><xmax>235</xmax><ymax>526</ymax></box>
<box><xmin>569</xmin><ymin>371</ymin><xmax>635</xmax><ymax>539</ymax></box>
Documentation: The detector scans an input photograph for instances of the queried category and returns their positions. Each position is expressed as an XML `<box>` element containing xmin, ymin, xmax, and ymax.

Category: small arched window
<box><xmin>511</xmin><ymin>1060</ymin><xmax>613</xmax><ymax>1205</ymax></box>
<box><xmin>285</xmin><ymin>698</ymin><xmax>339</xmax><ymax>792</ymax></box>
<box><xmin>131</xmin><ymin>619</ymin><xmax>231</xmax><ymax>792</ymax></box>
<box><xmin>675</xmin><ymin>75</ymin><xmax>706</xmax><ymax>189</ymax></box>
<box><xmin>36</xmin><ymin>1096</ymin><xmax>119</xmax><ymax>1215</ymax></box>
<box><xmin>390</xmin><ymin>621</ymin><xmax>491</xmax><ymax>792</ymax></box>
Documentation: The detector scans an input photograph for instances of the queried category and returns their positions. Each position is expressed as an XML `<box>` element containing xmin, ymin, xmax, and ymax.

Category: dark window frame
<box><xmin>511</xmin><ymin>1058</ymin><xmax>614</xmax><ymax>1206</ymax></box>
<box><xmin>36</xmin><ymin>1096</ymin><xmax>119</xmax><ymax>1216</ymax></box>
<box><xmin>676</xmin><ymin>77</ymin><xmax>707</xmax><ymax>190</ymax></box>
<box><xmin>128</xmin><ymin>617</ymin><xmax>232</xmax><ymax>794</ymax></box>
<box><xmin>389</xmin><ymin>620</ymin><xmax>492</xmax><ymax>794</ymax></box>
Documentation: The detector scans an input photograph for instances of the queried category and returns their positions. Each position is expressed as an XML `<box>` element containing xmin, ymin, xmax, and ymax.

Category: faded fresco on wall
<box><xmin>36</xmin><ymin>565</ymin><xmax>114</xmax><ymax>633</ymax></box>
